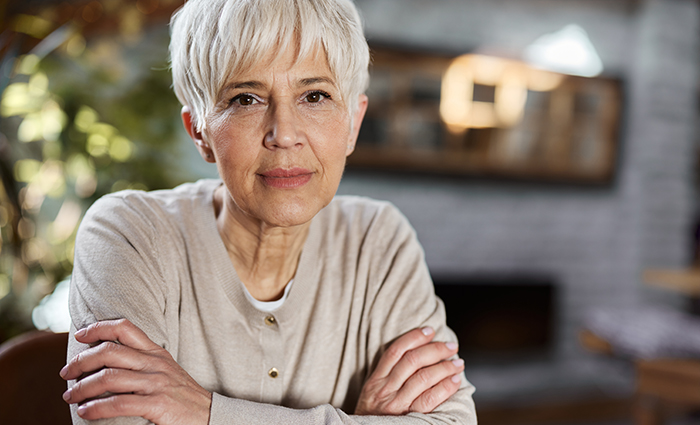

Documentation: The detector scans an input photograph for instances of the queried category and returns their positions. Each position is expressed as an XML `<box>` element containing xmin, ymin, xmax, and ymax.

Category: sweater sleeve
<box><xmin>361</xmin><ymin>202</ymin><xmax>477</xmax><ymax>424</ymax></box>
<box><xmin>67</xmin><ymin>194</ymin><xmax>170</xmax><ymax>425</ymax></box>
<box><xmin>207</xmin><ymin>202</ymin><xmax>476</xmax><ymax>425</ymax></box>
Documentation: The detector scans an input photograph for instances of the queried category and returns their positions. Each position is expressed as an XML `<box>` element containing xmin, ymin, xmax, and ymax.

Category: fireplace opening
<box><xmin>433</xmin><ymin>275</ymin><xmax>557</xmax><ymax>363</ymax></box>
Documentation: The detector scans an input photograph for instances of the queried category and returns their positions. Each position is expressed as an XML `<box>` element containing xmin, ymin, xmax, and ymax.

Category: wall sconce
<box><xmin>440</xmin><ymin>54</ymin><xmax>563</xmax><ymax>134</ymax></box>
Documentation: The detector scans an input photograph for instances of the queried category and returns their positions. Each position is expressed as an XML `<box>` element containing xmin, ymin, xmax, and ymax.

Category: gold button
<box><xmin>264</xmin><ymin>315</ymin><xmax>276</xmax><ymax>326</ymax></box>
<box><xmin>268</xmin><ymin>367</ymin><xmax>279</xmax><ymax>378</ymax></box>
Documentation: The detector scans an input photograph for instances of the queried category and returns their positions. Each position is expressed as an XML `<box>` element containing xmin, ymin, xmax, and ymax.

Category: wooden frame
<box><xmin>349</xmin><ymin>47</ymin><xmax>622</xmax><ymax>183</ymax></box>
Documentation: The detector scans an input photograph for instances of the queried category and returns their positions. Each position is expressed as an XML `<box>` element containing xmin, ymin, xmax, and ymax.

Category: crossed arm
<box><xmin>61</xmin><ymin>319</ymin><xmax>465</xmax><ymax>424</ymax></box>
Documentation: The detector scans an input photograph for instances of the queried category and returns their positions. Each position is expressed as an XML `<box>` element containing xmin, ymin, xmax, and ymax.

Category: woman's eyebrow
<box><xmin>298</xmin><ymin>77</ymin><xmax>336</xmax><ymax>87</ymax></box>
<box><xmin>217</xmin><ymin>81</ymin><xmax>266</xmax><ymax>102</ymax></box>
<box><xmin>230</xmin><ymin>81</ymin><xmax>267</xmax><ymax>90</ymax></box>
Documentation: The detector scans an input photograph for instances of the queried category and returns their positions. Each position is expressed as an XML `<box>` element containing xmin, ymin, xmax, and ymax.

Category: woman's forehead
<box><xmin>225</xmin><ymin>45</ymin><xmax>337</xmax><ymax>89</ymax></box>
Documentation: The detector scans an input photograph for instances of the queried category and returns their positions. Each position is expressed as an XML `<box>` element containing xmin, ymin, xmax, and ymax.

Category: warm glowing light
<box><xmin>527</xmin><ymin>69</ymin><xmax>564</xmax><ymax>92</ymax></box>
<box><xmin>472</xmin><ymin>56</ymin><xmax>506</xmax><ymax>86</ymax></box>
<box><xmin>469</xmin><ymin>102</ymin><xmax>498</xmax><ymax>128</ymax></box>
<box><xmin>495</xmin><ymin>69</ymin><xmax>528</xmax><ymax>126</ymax></box>
<box><xmin>441</xmin><ymin>54</ymin><xmax>537</xmax><ymax>133</ymax></box>
<box><xmin>440</xmin><ymin>55</ymin><xmax>473</xmax><ymax>133</ymax></box>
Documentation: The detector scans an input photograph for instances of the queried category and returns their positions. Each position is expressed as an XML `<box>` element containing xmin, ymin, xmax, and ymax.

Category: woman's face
<box><xmin>186</xmin><ymin>47</ymin><xmax>367</xmax><ymax>228</ymax></box>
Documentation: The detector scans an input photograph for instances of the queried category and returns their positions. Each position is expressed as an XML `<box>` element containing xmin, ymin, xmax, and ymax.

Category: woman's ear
<box><xmin>181</xmin><ymin>106</ymin><xmax>215</xmax><ymax>163</ymax></box>
<box><xmin>346</xmin><ymin>94</ymin><xmax>368</xmax><ymax>156</ymax></box>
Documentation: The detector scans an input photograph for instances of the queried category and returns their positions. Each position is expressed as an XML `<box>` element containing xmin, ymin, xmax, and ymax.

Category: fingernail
<box><xmin>75</xmin><ymin>329</ymin><xmax>86</xmax><ymax>338</ymax></box>
<box><xmin>421</xmin><ymin>326</ymin><xmax>434</xmax><ymax>336</ymax></box>
<box><xmin>59</xmin><ymin>366</ymin><xmax>68</xmax><ymax>378</ymax></box>
<box><xmin>77</xmin><ymin>405</ymin><xmax>87</xmax><ymax>416</ymax></box>
<box><xmin>62</xmin><ymin>389</ymin><xmax>72</xmax><ymax>402</ymax></box>
<box><xmin>446</xmin><ymin>341</ymin><xmax>458</xmax><ymax>350</ymax></box>
<box><xmin>452</xmin><ymin>358</ymin><xmax>464</xmax><ymax>367</ymax></box>
<box><xmin>451</xmin><ymin>374</ymin><xmax>461</xmax><ymax>384</ymax></box>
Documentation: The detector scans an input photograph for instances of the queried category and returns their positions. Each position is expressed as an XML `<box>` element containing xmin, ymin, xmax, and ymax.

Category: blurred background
<box><xmin>0</xmin><ymin>0</ymin><xmax>699</xmax><ymax>424</ymax></box>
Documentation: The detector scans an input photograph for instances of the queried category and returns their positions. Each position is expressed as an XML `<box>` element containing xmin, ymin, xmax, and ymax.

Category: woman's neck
<box><xmin>213</xmin><ymin>185</ymin><xmax>310</xmax><ymax>302</ymax></box>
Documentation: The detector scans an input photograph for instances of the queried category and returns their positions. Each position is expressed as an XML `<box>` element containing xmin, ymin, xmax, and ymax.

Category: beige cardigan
<box><xmin>68</xmin><ymin>179</ymin><xmax>476</xmax><ymax>424</ymax></box>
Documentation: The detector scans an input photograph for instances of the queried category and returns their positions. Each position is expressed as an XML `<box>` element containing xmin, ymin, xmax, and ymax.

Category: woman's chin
<box><xmin>256</xmin><ymin>200</ymin><xmax>324</xmax><ymax>229</ymax></box>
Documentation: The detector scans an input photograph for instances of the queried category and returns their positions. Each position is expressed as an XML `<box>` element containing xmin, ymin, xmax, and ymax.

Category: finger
<box><xmin>395</xmin><ymin>358</ymin><xmax>464</xmax><ymax>407</ymax></box>
<box><xmin>74</xmin><ymin>319</ymin><xmax>158</xmax><ymax>352</ymax></box>
<box><xmin>384</xmin><ymin>340</ymin><xmax>459</xmax><ymax>393</ymax></box>
<box><xmin>408</xmin><ymin>372</ymin><xmax>463</xmax><ymax>414</ymax></box>
<box><xmin>61</xmin><ymin>341</ymin><xmax>151</xmax><ymax>381</ymax></box>
<box><xmin>373</xmin><ymin>327</ymin><xmax>435</xmax><ymax>379</ymax></box>
<box><xmin>64</xmin><ymin>368</ymin><xmax>164</xmax><ymax>405</ymax></box>
<box><xmin>76</xmin><ymin>393</ymin><xmax>157</xmax><ymax>421</ymax></box>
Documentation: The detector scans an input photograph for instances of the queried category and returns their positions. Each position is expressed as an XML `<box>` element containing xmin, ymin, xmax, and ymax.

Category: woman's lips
<box><xmin>259</xmin><ymin>168</ymin><xmax>314</xmax><ymax>189</ymax></box>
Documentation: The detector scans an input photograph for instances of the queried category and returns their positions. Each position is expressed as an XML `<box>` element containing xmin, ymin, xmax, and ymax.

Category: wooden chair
<box><xmin>634</xmin><ymin>359</ymin><xmax>700</xmax><ymax>425</ymax></box>
<box><xmin>0</xmin><ymin>330</ymin><xmax>72</xmax><ymax>425</ymax></box>
<box><xmin>580</xmin><ymin>329</ymin><xmax>700</xmax><ymax>425</ymax></box>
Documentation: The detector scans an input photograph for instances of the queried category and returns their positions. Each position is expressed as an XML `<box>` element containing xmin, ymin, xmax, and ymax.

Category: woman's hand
<box><xmin>355</xmin><ymin>327</ymin><xmax>464</xmax><ymax>416</ymax></box>
<box><xmin>60</xmin><ymin>319</ymin><xmax>212</xmax><ymax>425</ymax></box>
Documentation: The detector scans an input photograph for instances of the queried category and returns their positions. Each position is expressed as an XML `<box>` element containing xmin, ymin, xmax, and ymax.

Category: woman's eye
<box><xmin>305</xmin><ymin>91</ymin><xmax>329</xmax><ymax>103</ymax></box>
<box><xmin>231</xmin><ymin>94</ymin><xmax>257</xmax><ymax>106</ymax></box>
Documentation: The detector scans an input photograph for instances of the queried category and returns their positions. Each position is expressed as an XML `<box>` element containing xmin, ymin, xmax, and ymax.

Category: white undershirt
<box><xmin>242</xmin><ymin>280</ymin><xmax>294</xmax><ymax>312</ymax></box>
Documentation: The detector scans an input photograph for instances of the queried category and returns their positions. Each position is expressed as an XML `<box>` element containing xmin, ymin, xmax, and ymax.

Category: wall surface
<box><xmin>336</xmin><ymin>0</ymin><xmax>700</xmax><ymax>404</ymax></box>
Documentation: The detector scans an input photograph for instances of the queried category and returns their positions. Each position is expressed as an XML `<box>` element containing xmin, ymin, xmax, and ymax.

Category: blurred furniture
<box><xmin>0</xmin><ymin>330</ymin><xmax>72</xmax><ymax>425</ymax></box>
<box><xmin>643</xmin><ymin>268</ymin><xmax>700</xmax><ymax>297</ymax></box>
<box><xmin>635</xmin><ymin>359</ymin><xmax>700</xmax><ymax>425</ymax></box>
<box><xmin>581</xmin><ymin>329</ymin><xmax>700</xmax><ymax>425</ymax></box>
<box><xmin>644</xmin><ymin>268</ymin><xmax>700</xmax><ymax>315</ymax></box>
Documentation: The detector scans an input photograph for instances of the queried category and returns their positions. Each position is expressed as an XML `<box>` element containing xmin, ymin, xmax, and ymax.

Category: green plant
<box><xmin>0</xmin><ymin>7</ymin><xmax>188</xmax><ymax>342</ymax></box>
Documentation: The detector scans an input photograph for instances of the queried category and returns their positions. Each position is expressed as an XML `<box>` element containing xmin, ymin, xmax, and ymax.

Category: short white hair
<box><xmin>169</xmin><ymin>0</ymin><xmax>370</xmax><ymax>132</ymax></box>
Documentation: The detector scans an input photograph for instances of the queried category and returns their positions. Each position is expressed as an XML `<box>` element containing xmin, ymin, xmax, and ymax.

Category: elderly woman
<box><xmin>60</xmin><ymin>0</ymin><xmax>476</xmax><ymax>423</ymax></box>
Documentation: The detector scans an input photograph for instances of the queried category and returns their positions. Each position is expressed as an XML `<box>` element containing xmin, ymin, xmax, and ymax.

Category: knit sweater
<box><xmin>67</xmin><ymin>179</ymin><xmax>477</xmax><ymax>424</ymax></box>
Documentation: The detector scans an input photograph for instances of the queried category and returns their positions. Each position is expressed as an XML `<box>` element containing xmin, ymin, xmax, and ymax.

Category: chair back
<box><xmin>0</xmin><ymin>331</ymin><xmax>72</xmax><ymax>425</ymax></box>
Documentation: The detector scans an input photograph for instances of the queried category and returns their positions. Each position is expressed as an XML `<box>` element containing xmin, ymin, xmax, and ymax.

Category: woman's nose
<box><xmin>264</xmin><ymin>103</ymin><xmax>304</xmax><ymax>150</ymax></box>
